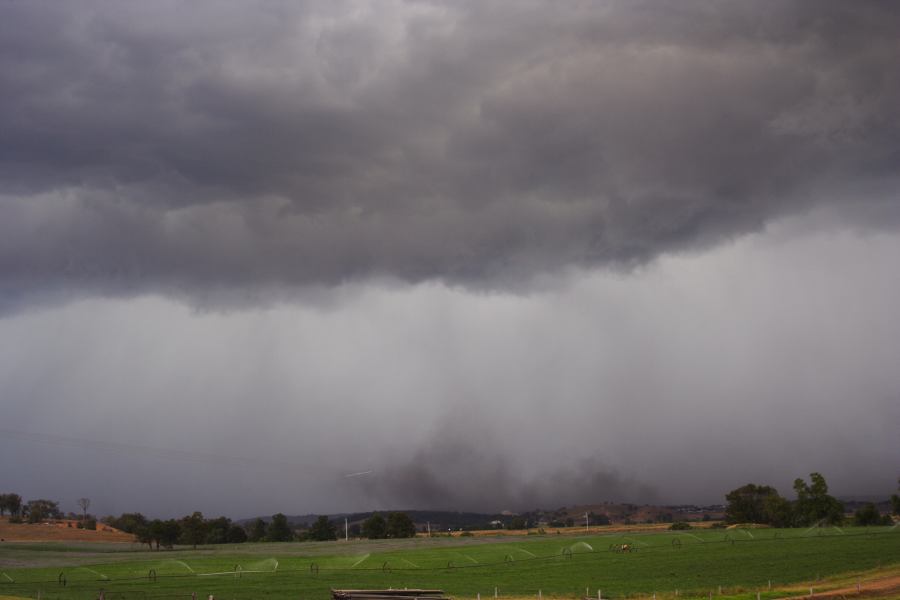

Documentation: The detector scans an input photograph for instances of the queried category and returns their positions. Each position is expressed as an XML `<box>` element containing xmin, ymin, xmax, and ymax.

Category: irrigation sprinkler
<box><xmin>447</xmin><ymin>561</ymin><xmax>455</xmax><ymax>569</ymax></box>
<box><xmin>58</xmin><ymin>572</ymin><xmax>66</xmax><ymax>587</ymax></box>
<box><xmin>148</xmin><ymin>569</ymin><xmax>157</xmax><ymax>583</ymax></box>
<box><xmin>562</xmin><ymin>547</ymin><xmax>573</xmax><ymax>559</ymax></box>
<box><xmin>671</xmin><ymin>538</ymin><xmax>682</xmax><ymax>549</ymax></box>
<box><xmin>382</xmin><ymin>561</ymin><xmax>391</xmax><ymax>573</ymax></box>
<box><xmin>310</xmin><ymin>563</ymin><xmax>319</xmax><ymax>575</ymax></box>
<box><xmin>505</xmin><ymin>554</ymin><xmax>514</xmax><ymax>563</ymax></box>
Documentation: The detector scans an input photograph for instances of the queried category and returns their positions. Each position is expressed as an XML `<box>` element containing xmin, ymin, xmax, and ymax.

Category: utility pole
<box><xmin>345</xmin><ymin>518</ymin><xmax>348</xmax><ymax>541</ymax></box>
<box><xmin>427</xmin><ymin>521</ymin><xmax>431</xmax><ymax>536</ymax></box>
<box><xmin>585</xmin><ymin>512</ymin><xmax>589</xmax><ymax>532</ymax></box>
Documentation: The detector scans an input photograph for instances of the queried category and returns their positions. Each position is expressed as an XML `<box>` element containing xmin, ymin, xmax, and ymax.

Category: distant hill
<box><xmin>239</xmin><ymin>510</ymin><xmax>509</xmax><ymax>531</ymax></box>
<box><xmin>0</xmin><ymin>516</ymin><xmax>135</xmax><ymax>543</ymax></box>
<box><xmin>240</xmin><ymin>503</ymin><xmax>726</xmax><ymax>531</ymax></box>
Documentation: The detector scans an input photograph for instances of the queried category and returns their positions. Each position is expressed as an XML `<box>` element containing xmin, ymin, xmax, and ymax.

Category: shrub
<box><xmin>669</xmin><ymin>521</ymin><xmax>692</xmax><ymax>530</ymax></box>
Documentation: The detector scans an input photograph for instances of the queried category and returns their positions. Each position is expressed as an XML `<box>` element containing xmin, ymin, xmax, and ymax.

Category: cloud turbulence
<box><xmin>1</xmin><ymin>1</ymin><xmax>899</xmax><ymax>517</ymax></box>
<box><xmin>2</xmin><ymin>1</ymin><xmax>898</xmax><ymax>302</ymax></box>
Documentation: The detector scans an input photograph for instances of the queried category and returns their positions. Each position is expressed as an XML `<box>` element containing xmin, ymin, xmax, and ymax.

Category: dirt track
<box><xmin>777</xmin><ymin>575</ymin><xmax>900</xmax><ymax>600</ymax></box>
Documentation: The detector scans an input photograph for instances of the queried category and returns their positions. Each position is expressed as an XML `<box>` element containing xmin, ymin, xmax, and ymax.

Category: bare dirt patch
<box><xmin>0</xmin><ymin>517</ymin><xmax>135</xmax><ymax>543</ymax></box>
<box><xmin>777</xmin><ymin>575</ymin><xmax>900</xmax><ymax>600</ymax></box>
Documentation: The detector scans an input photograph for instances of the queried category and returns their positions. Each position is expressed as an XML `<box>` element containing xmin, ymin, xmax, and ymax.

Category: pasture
<box><xmin>1</xmin><ymin>526</ymin><xmax>898</xmax><ymax>600</ymax></box>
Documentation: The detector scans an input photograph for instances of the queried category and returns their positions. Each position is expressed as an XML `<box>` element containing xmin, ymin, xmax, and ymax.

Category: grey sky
<box><xmin>1</xmin><ymin>1</ymin><xmax>898</xmax><ymax>518</ymax></box>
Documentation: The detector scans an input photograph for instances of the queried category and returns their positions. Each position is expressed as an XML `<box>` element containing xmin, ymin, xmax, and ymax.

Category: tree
<box><xmin>762</xmin><ymin>493</ymin><xmax>794</xmax><ymax>528</ymax></box>
<box><xmin>246</xmin><ymin>518</ymin><xmax>268</xmax><ymax>542</ymax></box>
<box><xmin>77</xmin><ymin>498</ymin><xmax>91</xmax><ymax>525</ymax></box>
<box><xmin>361</xmin><ymin>513</ymin><xmax>387</xmax><ymax>539</ymax></box>
<box><xmin>136</xmin><ymin>524</ymin><xmax>154</xmax><ymax>550</ymax></box>
<box><xmin>158</xmin><ymin>519</ymin><xmax>181</xmax><ymax>549</ymax></box>
<box><xmin>206</xmin><ymin>516</ymin><xmax>232</xmax><ymax>544</ymax></box>
<box><xmin>180</xmin><ymin>511</ymin><xmax>208</xmax><ymax>548</ymax></box>
<box><xmin>307</xmin><ymin>515</ymin><xmax>337</xmax><ymax>541</ymax></box>
<box><xmin>386</xmin><ymin>512</ymin><xmax>416</xmax><ymax>538</ymax></box>
<box><xmin>266</xmin><ymin>513</ymin><xmax>294</xmax><ymax>542</ymax></box>
<box><xmin>793</xmin><ymin>473</ymin><xmax>844</xmax><ymax>526</ymax></box>
<box><xmin>104</xmin><ymin>512</ymin><xmax>147</xmax><ymax>534</ymax></box>
<box><xmin>508</xmin><ymin>516</ymin><xmax>526</xmax><ymax>530</ymax></box>
<box><xmin>0</xmin><ymin>493</ymin><xmax>22</xmax><ymax>517</ymax></box>
<box><xmin>725</xmin><ymin>483</ymin><xmax>785</xmax><ymax>524</ymax></box>
<box><xmin>148</xmin><ymin>520</ymin><xmax>165</xmax><ymax>550</ymax></box>
<box><xmin>891</xmin><ymin>478</ymin><xmax>900</xmax><ymax>517</ymax></box>
<box><xmin>25</xmin><ymin>499</ymin><xmax>61</xmax><ymax>523</ymax></box>
<box><xmin>853</xmin><ymin>503</ymin><xmax>885</xmax><ymax>526</ymax></box>
<box><xmin>227</xmin><ymin>524</ymin><xmax>248</xmax><ymax>543</ymax></box>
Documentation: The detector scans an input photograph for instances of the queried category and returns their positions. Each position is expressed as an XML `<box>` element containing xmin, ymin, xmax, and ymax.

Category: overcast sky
<box><xmin>1</xmin><ymin>1</ymin><xmax>898</xmax><ymax>519</ymax></box>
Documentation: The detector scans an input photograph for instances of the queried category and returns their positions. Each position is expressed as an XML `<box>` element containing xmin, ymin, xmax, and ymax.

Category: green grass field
<box><xmin>1</xmin><ymin>526</ymin><xmax>898</xmax><ymax>600</ymax></box>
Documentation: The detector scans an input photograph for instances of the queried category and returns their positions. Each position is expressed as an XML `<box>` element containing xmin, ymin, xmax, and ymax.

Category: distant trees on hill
<box><xmin>306</xmin><ymin>515</ymin><xmax>337</xmax><ymax>541</ymax></box>
<box><xmin>853</xmin><ymin>503</ymin><xmax>893</xmax><ymax>526</ymax></box>
<box><xmin>724</xmin><ymin>483</ymin><xmax>792</xmax><ymax>527</ymax></box>
<box><xmin>25</xmin><ymin>499</ymin><xmax>61</xmax><ymax>523</ymax></box>
<box><xmin>266</xmin><ymin>513</ymin><xmax>294</xmax><ymax>542</ymax></box>
<box><xmin>359</xmin><ymin>512</ymin><xmax>416</xmax><ymax>539</ymax></box>
<box><xmin>361</xmin><ymin>513</ymin><xmax>386</xmax><ymax>539</ymax></box>
<box><xmin>891</xmin><ymin>479</ymin><xmax>900</xmax><ymax>517</ymax></box>
<box><xmin>0</xmin><ymin>493</ymin><xmax>22</xmax><ymax>517</ymax></box>
<box><xmin>386</xmin><ymin>512</ymin><xmax>416</xmax><ymax>538</ymax></box>
<box><xmin>724</xmin><ymin>472</ymin><xmax>890</xmax><ymax>527</ymax></box>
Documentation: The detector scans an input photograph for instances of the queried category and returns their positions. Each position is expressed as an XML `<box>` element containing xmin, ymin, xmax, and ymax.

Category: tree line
<box><xmin>724</xmin><ymin>473</ymin><xmax>899</xmax><ymax>527</ymax></box>
<box><xmin>1</xmin><ymin>492</ymin><xmax>420</xmax><ymax>548</ymax></box>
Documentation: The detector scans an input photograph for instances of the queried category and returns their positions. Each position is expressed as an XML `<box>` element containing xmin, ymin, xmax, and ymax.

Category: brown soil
<box><xmin>776</xmin><ymin>575</ymin><xmax>900</xmax><ymax>600</ymax></box>
<box><xmin>0</xmin><ymin>517</ymin><xmax>135</xmax><ymax>543</ymax></box>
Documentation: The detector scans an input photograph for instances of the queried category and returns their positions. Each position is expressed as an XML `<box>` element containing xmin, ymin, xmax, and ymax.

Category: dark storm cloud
<box><xmin>1</xmin><ymin>1</ymin><xmax>898</xmax><ymax>306</ymax></box>
<box><xmin>353</xmin><ymin>439</ymin><xmax>658</xmax><ymax>512</ymax></box>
